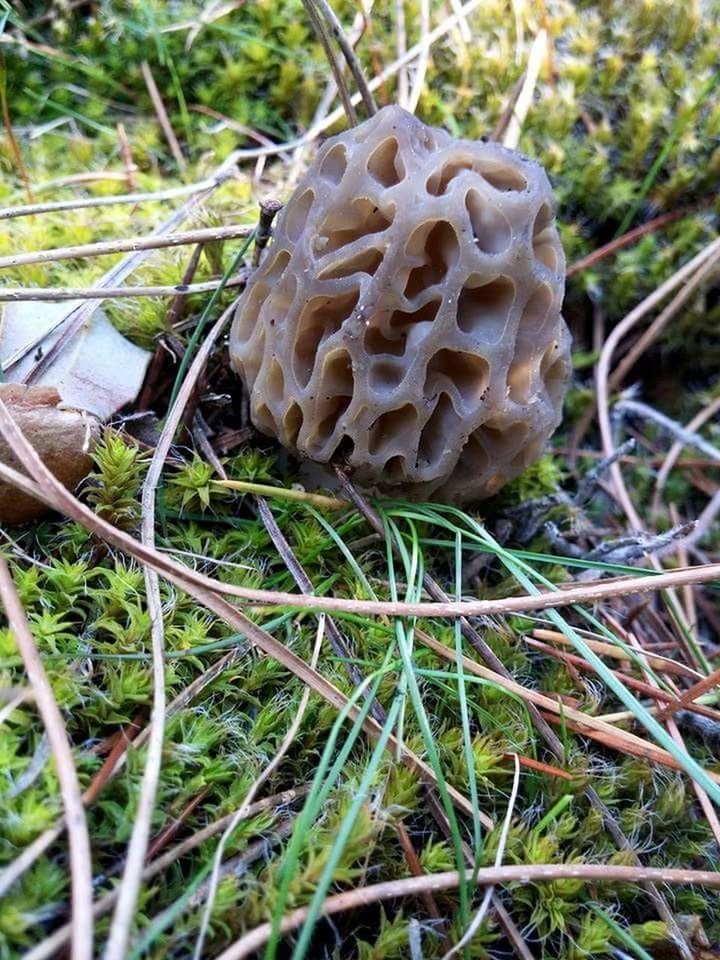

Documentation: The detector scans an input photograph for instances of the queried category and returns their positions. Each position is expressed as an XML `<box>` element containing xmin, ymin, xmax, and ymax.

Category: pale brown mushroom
<box><xmin>230</xmin><ymin>105</ymin><xmax>571</xmax><ymax>503</ymax></box>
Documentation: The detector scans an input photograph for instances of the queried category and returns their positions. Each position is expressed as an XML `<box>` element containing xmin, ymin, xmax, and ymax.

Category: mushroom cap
<box><xmin>230</xmin><ymin>105</ymin><xmax>571</xmax><ymax>503</ymax></box>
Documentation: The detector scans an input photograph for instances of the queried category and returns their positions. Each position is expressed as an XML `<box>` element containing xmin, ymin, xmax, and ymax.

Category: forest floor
<box><xmin>1</xmin><ymin>2</ymin><xmax>720</xmax><ymax>958</ymax></box>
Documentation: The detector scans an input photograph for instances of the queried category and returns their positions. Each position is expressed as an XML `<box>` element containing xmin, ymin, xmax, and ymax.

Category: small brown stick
<box><xmin>191</xmin><ymin>105</ymin><xmax>292</xmax><ymax>157</ymax></box>
<box><xmin>84</xmin><ymin>717</ymin><xmax>144</xmax><ymax>805</ymax></box>
<box><xmin>117</xmin><ymin>122</ymin><xmax>138</xmax><ymax>192</ymax></box>
<box><xmin>0</xmin><ymin>276</ymin><xmax>247</xmax><ymax>302</ymax></box>
<box><xmin>657</xmin><ymin>665</ymin><xmax>720</xmax><ymax>722</ymax></box>
<box><xmin>312</xmin><ymin>0</ymin><xmax>377</xmax><ymax>116</ymax></box>
<box><xmin>214</xmin><ymin>863</ymin><xmax>720</xmax><ymax>960</ymax></box>
<box><xmin>0</xmin><ymin>556</ymin><xmax>93</xmax><ymax>960</ymax></box>
<box><xmin>395</xmin><ymin>821</ymin><xmax>446</xmax><ymax>924</ymax></box>
<box><xmin>141</xmin><ymin>60</ymin><xmax>187</xmax><ymax>171</ymax></box>
<box><xmin>0</xmin><ymin>178</ymin><xmax>228</xmax><ymax>221</ymax></box>
<box><xmin>0</xmin><ymin>224</ymin><xmax>252</xmax><ymax>271</ymax></box>
<box><xmin>567</xmin><ymin>205</ymin><xmax>704</xmax><ymax>277</ymax></box>
<box><xmin>490</xmin><ymin>72</ymin><xmax>527</xmax><ymax>143</ymax></box>
<box><xmin>166</xmin><ymin>243</ymin><xmax>205</xmax><ymax>329</ymax></box>
<box><xmin>252</xmin><ymin>199</ymin><xmax>283</xmax><ymax>268</ymax></box>
<box><xmin>302</xmin><ymin>0</ymin><xmax>358</xmax><ymax>126</ymax></box>
<box><xmin>501</xmin><ymin>30</ymin><xmax>547</xmax><ymax>150</ymax></box>
<box><xmin>526</xmin><ymin>638</ymin><xmax>718</xmax><ymax>718</ymax></box>
<box><xmin>530</xmin><ymin>629</ymin><xmax>701</xmax><ymax>679</ymax></box>
<box><xmin>0</xmin><ymin>54</ymin><xmax>34</xmax><ymax>203</ymax></box>
<box><xmin>406</xmin><ymin>0</ymin><xmax>430</xmax><ymax>114</ymax></box>
<box><xmin>145</xmin><ymin>790</ymin><xmax>208</xmax><ymax>862</ymax></box>
<box><xmin>596</xmin><ymin>235</ymin><xmax>720</xmax><ymax>525</ymax></box>
<box><xmin>652</xmin><ymin>393</ymin><xmax>720</xmax><ymax>520</ymax></box>
<box><xmin>609</xmin><ymin>243</ymin><xmax>720</xmax><ymax>392</ymax></box>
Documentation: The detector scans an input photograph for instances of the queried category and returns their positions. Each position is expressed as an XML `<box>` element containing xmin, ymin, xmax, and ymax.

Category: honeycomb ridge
<box><xmin>229</xmin><ymin>105</ymin><xmax>571</xmax><ymax>502</ymax></box>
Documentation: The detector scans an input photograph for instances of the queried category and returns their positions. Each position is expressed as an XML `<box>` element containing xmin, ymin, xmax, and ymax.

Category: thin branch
<box><xmin>0</xmin><ymin>224</ymin><xmax>252</xmax><ymax>271</ymax></box>
<box><xmin>653</xmin><ymin>393</ymin><xmax>720</xmax><ymax>518</ymax></box>
<box><xmin>502</xmin><ymin>29</ymin><xmax>546</xmax><ymax>150</ymax></box>
<box><xmin>252</xmin><ymin>199</ymin><xmax>283</xmax><ymax>268</ymax></box>
<box><xmin>102</xmin><ymin>302</ymin><xmax>235</xmax><ymax>960</ymax></box>
<box><xmin>141</xmin><ymin>60</ymin><xmax>187</xmax><ymax>171</ymax></box>
<box><xmin>0</xmin><ymin>437</ymin><xmax>720</xmax><ymax>623</ymax></box>
<box><xmin>312</xmin><ymin>0</ymin><xmax>377</xmax><ymax>116</ymax></box>
<box><xmin>406</xmin><ymin>0</ymin><xmax>430</xmax><ymax>114</ymax></box>
<box><xmin>302</xmin><ymin>0</ymin><xmax>358</xmax><ymax>126</ymax></box>
<box><xmin>595</xmin><ymin>235</ymin><xmax>720</xmax><ymax>525</ymax></box>
<box><xmin>609</xmin><ymin>243</ymin><xmax>720</xmax><ymax>391</ymax></box>
<box><xmin>442</xmin><ymin>754</ymin><xmax>521</xmax><ymax>959</ymax></box>
<box><xmin>0</xmin><ymin>275</ymin><xmax>247</xmax><ymax>302</ymax></box>
<box><xmin>191</xmin><ymin>618</ymin><xmax>324</xmax><ymax>960</ymax></box>
<box><xmin>567</xmin><ymin>205</ymin><xmax>705</xmax><ymax>277</ymax></box>
<box><xmin>215</xmin><ymin>863</ymin><xmax>720</xmax><ymax>960</ymax></box>
<box><xmin>0</xmin><ymin>556</ymin><xmax>93</xmax><ymax>960</ymax></box>
<box><xmin>615</xmin><ymin>398</ymin><xmax>720</xmax><ymax>464</ymax></box>
<box><xmin>0</xmin><ymin>179</ymin><xmax>226</xmax><ymax>221</ymax></box>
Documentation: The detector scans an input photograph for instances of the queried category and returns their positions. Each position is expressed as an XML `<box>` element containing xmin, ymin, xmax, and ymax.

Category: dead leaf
<box><xmin>0</xmin><ymin>300</ymin><xmax>151</xmax><ymax>420</ymax></box>
<box><xmin>0</xmin><ymin>383</ymin><xmax>100</xmax><ymax>524</ymax></box>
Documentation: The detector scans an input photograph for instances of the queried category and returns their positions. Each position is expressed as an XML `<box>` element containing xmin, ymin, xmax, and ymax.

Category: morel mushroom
<box><xmin>230</xmin><ymin>105</ymin><xmax>570</xmax><ymax>502</ymax></box>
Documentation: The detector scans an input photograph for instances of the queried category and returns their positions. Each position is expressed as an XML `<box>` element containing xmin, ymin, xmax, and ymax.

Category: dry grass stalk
<box><xmin>216</xmin><ymin>863</ymin><xmax>720</xmax><ymax>960</ymax></box>
<box><xmin>0</xmin><ymin>224</ymin><xmax>252</xmax><ymax>270</ymax></box>
<box><xmin>0</xmin><ymin>556</ymin><xmax>93</xmax><ymax>960</ymax></box>
<box><xmin>0</xmin><ymin>276</ymin><xmax>247</xmax><ymax>302</ymax></box>
<box><xmin>0</xmin><ymin>408</ymin><xmax>481</xmax><ymax>822</ymax></box>
<box><xmin>141</xmin><ymin>60</ymin><xmax>187</xmax><ymax>171</ymax></box>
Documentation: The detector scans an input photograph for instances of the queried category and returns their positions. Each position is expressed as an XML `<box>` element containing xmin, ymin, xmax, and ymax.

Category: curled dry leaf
<box><xmin>0</xmin><ymin>301</ymin><xmax>151</xmax><ymax>420</ymax></box>
<box><xmin>0</xmin><ymin>384</ymin><xmax>100</xmax><ymax>525</ymax></box>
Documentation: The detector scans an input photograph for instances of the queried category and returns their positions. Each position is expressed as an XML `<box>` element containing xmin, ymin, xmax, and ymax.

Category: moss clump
<box><xmin>2</xmin><ymin>1</ymin><xmax>720</xmax><ymax>957</ymax></box>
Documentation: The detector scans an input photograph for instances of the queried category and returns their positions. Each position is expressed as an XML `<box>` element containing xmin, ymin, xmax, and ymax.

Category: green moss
<box><xmin>2</xmin><ymin>0</ymin><xmax>720</xmax><ymax>956</ymax></box>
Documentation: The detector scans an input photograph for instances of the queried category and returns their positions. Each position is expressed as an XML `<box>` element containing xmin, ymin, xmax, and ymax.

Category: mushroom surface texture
<box><xmin>229</xmin><ymin>105</ymin><xmax>571</xmax><ymax>503</ymax></box>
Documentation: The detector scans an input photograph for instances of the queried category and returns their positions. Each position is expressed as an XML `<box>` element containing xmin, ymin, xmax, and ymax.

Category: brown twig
<box><xmin>302</xmin><ymin>0</ymin><xmax>358</xmax><ymax>126</ymax></box>
<box><xmin>0</xmin><ymin>556</ymin><xmax>93</xmax><ymax>960</ymax></box>
<box><xmin>165</xmin><ymin>243</ymin><xmax>205</xmax><ymax>329</ymax></box>
<box><xmin>0</xmin><ymin>178</ymin><xmax>228</xmax><ymax>221</ymax></box>
<box><xmin>312</xmin><ymin>0</ymin><xmax>377</xmax><ymax>116</ymax></box>
<box><xmin>215</xmin><ymin>863</ymin><xmax>720</xmax><ymax>960</ymax></box>
<box><xmin>567</xmin><ymin>205</ymin><xmax>704</xmax><ymax>276</ymax></box>
<box><xmin>0</xmin><ymin>53</ymin><xmax>34</xmax><ymax>202</ymax></box>
<box><xmin>0</xmin><ymin>276</ymin><xmax>247</xmax><ymax>302</ymax></box>
<box><xmin>252</xmin><ymin>199</ymin><xmax>283</xmax><ymax>268</ymax></box>
<box><xmin>0</xmin><ymin>224</ymin><xmax>252</xmax><ymax>271</ymax></box>
<box><xmin>116</xmin><ymin>122</ymin><xmax>138</xmax><ymax>192</ymax></box>
<box><xmin>141</xmin><ymin>60</ymin><xmax>187</xmax><ymax>171</ymax></box>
